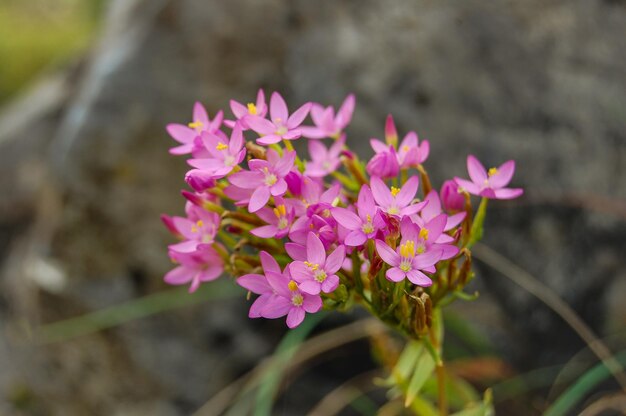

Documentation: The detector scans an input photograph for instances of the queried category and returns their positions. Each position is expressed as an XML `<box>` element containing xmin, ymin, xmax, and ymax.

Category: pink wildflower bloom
<box><xmin>166</xmin><ymin>102</ymin><xmax>224</xmax><ymax>155</ymax></box>
<box><xmin>397</xmin><ymin>131</ymin><xmax>429</xmax><ymax>168</ymax></box>
<box><xmin>289</xmin><ymin>214</ymin><xmax>337</xmax><ymax>247</ymax></box>
<box><xmin>374</xmin><ymin>218</ymin><xmax>443</xmax><ymax>286</ymax></box>
<box><xmin>290</xmin><ymin>232</ymin><xmax>345</xmax><ymax>295</ymax></box>
<box><xmin>300</xmin><ymin>94</ymin><xmax>355</xmax><ymax>139</ymax></box>
<box><xmin>246</xmin><ymin>92</ymin><xmax>312</xmax><ymax>145</ymax></box>
<box><xmin>251</xmin><ymin>197</ymin><xmax>295</xmax><ymax>238</ymax></box>
<box><xmin>185</xmin><ymin>169</ymin><xmax>216</xmax><ymax>192</ymax></box>
<box><xmin>168</xmin><ymin>209</ymin><xmax>220</xmax><ymax>253</ymax></box>
<box><xmin>223</xmin><ymin>184</ymin><xmax>254</xmax><ymax>207</ymax></box>
<box><xmin>406</xmin><ymin>215</ymin><xmax>459</xmax><ymax>261</ymax></box>
<box><xmin>417</xmin><ymin>190</ymin><xmax>466</xmax><ymax>234</ymax></box>
<box><xmin>305</xmin><ymin>134</ymin><xmax>345</xmax><ymax>177</ymax></box>
<box><xmin>237</xmin><ymin>251</ymin><xmax>282</xmax><ymax>318</ymax></box>
<box><xmin>262</xmin><ymin>269</ymin><xmax>322</xmax><ymax>328</ymax></box>
<box><xmin>366</xmin><ymin>142</ymin><xmax>400</xmax><ymax>179</ymax></box>
<box><xmin>165</xmin><ymin>247</ymin><xmax>223</xmax><ymax>293</ymax></box>
<box><xmin>440</xmin><ymin>180</ymin><xmax>465</xmax><ymax>212</ymax></box>
<box><xmin>332</xmin><ymin>185</ymin><xmax>385</xmax><ymax>247</ymax></box>
<box><xmin>187</xmin><ymin>124</ymin><xmax>246</xmax><ymax>179</ymax></box>
<box><xmin>225</xmin><ymin>89</ymin><xmax>268</xmax><ymax>129</ymax></box>
<box><xmin>229</xmin><ymin>149</ymin><xmax>296</xmax><ymax>212</ymax></box>
<box><xmin>454</xmin><ymin>155</ymin><xmax>523</xmax><ymax>200</ymax></box>
<box><xmin>370</xmin><ymin>176</ymin><xmax>427</xmax><ymax>217</ymax></box>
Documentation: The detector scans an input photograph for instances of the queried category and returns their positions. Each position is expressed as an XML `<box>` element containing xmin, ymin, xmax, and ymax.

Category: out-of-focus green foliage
<box><xmin>0</xmin><ymin>0</ymin><xmax>103</xmax><ymax>105</ymax></box>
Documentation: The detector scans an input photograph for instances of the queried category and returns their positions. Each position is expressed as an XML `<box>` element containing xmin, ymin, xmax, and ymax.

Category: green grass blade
<box><xmin>37</xmin><ymin>278</ymin><xmax>241</xmax><ymax>344</ymax></box>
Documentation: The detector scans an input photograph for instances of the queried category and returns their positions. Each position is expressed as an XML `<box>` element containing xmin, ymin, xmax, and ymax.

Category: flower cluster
<box><xmin>163</xmin><ymin>91</ymin><xmax>522</xmax><ymax>333</ymax></box>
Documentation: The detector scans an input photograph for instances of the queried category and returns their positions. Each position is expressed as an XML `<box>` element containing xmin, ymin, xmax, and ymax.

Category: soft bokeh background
<box><xmin>1</xmin><ymin>0</ymin><xmax>625</xmax><ymax>414</ymax></box>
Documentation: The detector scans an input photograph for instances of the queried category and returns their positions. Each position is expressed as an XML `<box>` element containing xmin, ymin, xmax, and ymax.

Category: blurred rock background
<box><xmin>1</xmin><ymin>0</ymin><xmax>625</xmax><ymax>414</ymax></box>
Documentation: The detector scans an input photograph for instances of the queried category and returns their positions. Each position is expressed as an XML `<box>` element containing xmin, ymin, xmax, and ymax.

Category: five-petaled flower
<box><xmin>247</xmin><ymin>92</ymin><xmax>312</xmax><ymax>145</ymax></box>
<box><xmin>290</xmin><ymin>232</ymin><xmax>345</xmax><ymax>295</ymax></box>
<box><xmin>454</xmin><ymin>155</ymin><xmax>523</xmax><ymax>200</ymax></box>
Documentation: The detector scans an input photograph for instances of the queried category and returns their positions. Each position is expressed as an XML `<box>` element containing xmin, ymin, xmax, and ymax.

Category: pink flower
<box><xmin>366</xmin><ymin>144</ymin><xmax>400</xmax><ymax>179</ymax></box>
<box><xmin>416</xmin><ymin>190</ymin><xmax>466</xmax><ymax>234</ymax></box>
<box><xmin>440</xmin><ymin>180</ymin><xmax>465</xmax><ymax>212</ymax></box>
<box><xmin>454</xmin><ymin>155</ymin><xmax>523</xmax><ymax>200</ymax></box>
<box><xmin>185</xmin><ymin>169</ymin><xmax>216</xmax><ymax>192</ymax></box>
<box><xmin>405</xmin><ymin>214</ymin><xmax>459</xmax><ymax>262</ymax></box>
<box><xmin>165</xmin><ymin>247</ymin><xmax>223</xmax><ymax>293</ymax></box>
<box><xmin>187</xmin><ymin>124</ymin><xmax>246</xmax><ymax>179</ymax></box>
<box><xmin>305</xmin><ymin>134</ymin><xmax>345</xmax><ymax>177</ymax></box>
<box><xmin>246</xmin><ymin>92</ymin><xmax>312</xmax><ymax>145</ymax></box>
<box><xmin>237</xmin><ymin>251</ymin><xmax>282</xmax><ymax>318</ymax></box>
<box><xmin>370</xmin><ymin>176</ymin><xmax>427</xmax><ymax>217</ymax></box>
<box><xmin>374</xmin><ymin>218</ymin><xmax>443</xmax><ymax>286</ymax></box>
<box><xmin>332</xmin><ymin>185</ymin><xmax>385</xmax><ymax>246</ymax></box>
<box><xmin>167</xmin><ymin>209</ymin><xmax>220</xmax><ymax>253</ymax></box>
<box><xmin>397</xmin><ymin>131</ymin><xmax>429</xmax><ymax>168</ymax></box>
<box><xmin>251</xmin><ymin>197</ymin><xmax>295</xmax><ymax>238</ymax></box>
<box><xmin>290</xmin><ymin>232</ymin><xmax>345</xmax><ymax>295</ymax></box>
<box><xmin>225</xmin><ymin>89</ymin><xmax>268</xmax><ymax>130</ymax></box>
<box><xmin>166</xmin><ymin>102</ymin><xmax>224</xmax><ymax>155</ymax></box>
<box><xmin>300</xmin><ymin>94</ymin><xmax>355</xmax><ymax>139</ymax></box>
<box><xmin>262</xmin><ymin>268</ymin><xmax>323</xmax><ymax>328</ymax></box>
<box><xmin>229</xmin><ymin>149</ymin><xmax>295</xmax><ymax>212</ymax></box>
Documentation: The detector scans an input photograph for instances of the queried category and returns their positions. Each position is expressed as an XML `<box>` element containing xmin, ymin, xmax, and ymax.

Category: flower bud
<box><xmin>366</xmin><ymin>148</ymin><xmax>400</xmax><ymax>179</ymax></box>
<box><xmin>440</xmin><ymin>180</ymin><xmax>465</xmax><ymax>212</ymax></box>
<box><xmin>385</xmin><ymin>114</ymin><xmax>398</xmax><ymax>148</ymax></box>
<box><xmin>185</xmin><ymin>169</ymin><xmax>216</xmax><ymax>192</ymax></box>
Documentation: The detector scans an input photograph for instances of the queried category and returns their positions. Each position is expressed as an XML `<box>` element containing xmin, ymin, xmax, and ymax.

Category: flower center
<box><xmin>314</xmin><ymin>270</ymin><xmax>327</xmax><ymax>282</ymax></box>
<box><xmin>263</xmin><ymin>168</ymin><xmax>278</xmax><ymax>186</ymax></box>
<box><xmin>488</xmin><ymin>167</ymin><xmax>498</xmax><ymax>177</ymax></box>
<box><xmin>191</xmin><ymin>220</ymin><xmax>204</xmax><ymax>233</ymax></box>
<box><xmin>291</xmin><ymin>293</ymin><xmax>304</xmax><ymax>306</ymax></box>
<box><xmin>216</xmin><ymin>142</ymin><xmax>228</xmax><ymax>151</ymax></box>
<box><xmin>390</xmin><ymin>186</ymin><xmax>400</xmax><ymax>197</ymax></box>
<box><xmin>419</xmin><ymin>228</ymin><xmax>429</xmax><ymax>241</ymax></box>
<box><xmin>273</xmin><ymin>205</ymin><xmax>287</xmax><ymax>218</ymax></box>
<box><xmin>223</xmin><ymin>155</ymin><xmax>235</xmax><ymax>166</ymax></box>
<box><xmin>247</xmin><ymin>103</ymin><xmax>257</xmax><ymax>115</ymax></box>
<box><xmin>188</xmin><ymin>121</ymin><xmax>203</xmax><ymax>129</ymax></box>
<box><xmin>362</xmin><ymin>214</ymin><xmax>374</xmax><ymax>234</ymax></box>
<box><xmin>275</xmin><ymin>125</ymin><xmax>288</xmax><ymax>136</ymax></box>
<box><xmin>400</xmin><ymin>260</ymin><xmax>412</xmax><ymax>272</ymax></box>
<box><xmin>388</xmin><ymin>206</ymin><xmax>399</xmax><ymax>215</ymax></box>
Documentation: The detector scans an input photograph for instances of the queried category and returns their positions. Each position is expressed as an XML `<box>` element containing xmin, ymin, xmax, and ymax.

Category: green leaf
<box><xmin>405</xmin><ymin>347</ymin><xmax>437</xmax><ymax>406</ymax></box>
<box><xmin>450</xmin><ymin>389</ymin><xmax>494</xmax><ymax>416</ymax></box>
<box><xmin>387</xmin><ymin>340</ymin><xmax>422</xmax><ymax>386</ymax></box>
<box><xmin>410</xmin><ymin>395</ymin><xmax>439</xmax><ymax>416</ymax></box>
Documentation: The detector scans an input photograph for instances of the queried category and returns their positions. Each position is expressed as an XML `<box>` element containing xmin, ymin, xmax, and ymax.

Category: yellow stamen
<box><xmin>391</xmin><ymin>186</ymin><xmax>400</xmax><ymax>197</ymax></box>
<box><xmin>419</xmin><ymin>228</ymin><xmax>429</xmax><ymax>240</ymax></box>
<box><xmin>216</xmin><ymin>142</ymin><xmax>228</xmax><ymax>150</ymax></box>
<box><xmin>488</xmin><ymin>167</ymin><xmax>498</xmax><ymax>177</ymax></box>
<box><xmin>288</xmin><ymin>280</ymin><xmax>299</xmax><ymax>291</ymax></box>
<box><xmin>402</xmin><ymin>145</ymin><xmax>410</xmax><ymax>153</ymax></box>
<box><xmin>247</xmin><ymin>103</ymin><xmax>257</xmax><ymax>115</ymax></box>
<box><xmin>399</xmin><ymin>240</ymin><xmax>416</xmax><ymax>258</ymax></box>
<box><xmin>191</xmin><ymin>220</ymin><xmax>204</xmax><ymax>233</ymax></box>
<box><xmin>273</xmin><ymin>205</ymin><xmax>287</xmax><ymax>218</ymax></box>
<box><xmin>304</xmin><ymin>261</ymin><xmax>319</xmax><ymax>271</ymax></box>
<box><xmin>188</xmin><ymin>121</ymin><xmax>203</xmax><ymax>129</ymax></box>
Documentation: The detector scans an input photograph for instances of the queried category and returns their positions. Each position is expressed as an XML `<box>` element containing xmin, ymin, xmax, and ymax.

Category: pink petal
<box><xmin>454</xmin><ymin>178</ymin><xmax>481</xmax><ymax>195</ymax></box>
<box><xmin>300</xmin><ymin>126</ymin><xmax>326</xmax><ymax>139</ymax></box>
<box><xmin>249</xmin><ymin>186</ymin><xmax>271</xmax><ymax>212</ymax></box>
<box><xmin>199</xmin><ymin>267</ymin><xmax>222</xmax><ymax>282</ymax></box>
<box><xmin>336</xmin><ymin>94</ymin><xmax>355</xmax><ymax>127</ymax></box>
<box><xmin>396</xmin><ymin>176</ymin><xmax>420</xmax><ymax>207</ymax></box>
<box><xmin>251</xmin><ymin>225</ymin><xmax>278</xmax><ymax>238</ymax></box>
<box><xmin>230</xmin><ymin>100</ymin><xmax>248</xmax><ymax>119</ymax></box>
<box><xmin>260</xmin><ymin>251</ymin><xmax>281</xmax><ymax>275</ymax></box>
<box><xmin>375</xmin><ymin>240</ymin><xmax>400</xmax><ymax>267</ymax></box>
<box><xmin>386</xmin><ymin>267</ymin><xmax>406</xmax><ymax>282</ymax></box>
<box><xmin>345</xmin><ymin>230</ymin><xmax>367</xmax><ymax>247</ymax></box>
<box><xmin>493</xmin><ymin>188</ymin><xmax>524</xmax><ymax>199</ymax></box>
<box><xmin>357</xmin><ymin>185</ymin><xmax>377</xmax><ymax>218</ymax></box>
<box><xmin>274</xmin><ymin>151</ymin><xmax>296</xmax><ymax>177</ymax></box>
<box><xmin>421</xmin><ymin>191</ymin><xmax>442</xmax><ymax>221</ymax></box>
<box><xmin>285</xmin><ymin>242</ymin><xmax>307</xmax><ymax>261</ymax></box>
<box><xmin>193</xmin><ymin>102</ymin><xmax>209</xmax><ymax>126</ymax></box>
<box><xmin>370</xmin><ymin>176</ymin><xmax>393</xmax><ymax>208</ymax></box>
<box><xmin>489</xmin><ymin>160</ymin><xmax>515</xmax><ymax>188</ymax></box>
<box><xmin>412</xmin><ymin>249</ymin><xmax>442</xmax><ymax>269</ymax></box>
<box><xmin>445</xmin><ymin>212</ymin><xmax>466</xmax><ymax>231</ymax></box>
<box><xmin>266</xmin><ymin>272</ymin><xmax>291</xmax><ymax>297</ymax></box>
<box><xmin>331</xmin><ymin>208</ymin><xmax>361</xmax><ymax>230</ymax></box>
<box><xmin>247</xmin><ymin>115</ymin><xmax>276</xmax><ymax>135</ymax></box>
<box><xmin>262</xmin><ymin>295</ymin><xmax>292</xmax><ymax>318</ymax></box>
<box><xmin>164</xmin><ymin>266</ymin><xmax>192</xmax><ymax>285</ymax></box>
<box><xmin>467</xmin><ymin>155</ymin><xmax>487</xmax><ymax>183</ymax></box>
<box><xmin>257</xmin><ymin>134</ymin><xmax>282</xmax><ymax>145</ymax></box>
<box><xmin>308</xmin><ymin>140</ymin><xmax>328</xmax><ymax>163</ymax></box>
<box><xmin>302</xmin><ymin>294</ymin><xmax>322</xmax><ymax>313</ymax></box>
<box><xmin>306</xmin><ymin>232</ymin><xmax>326</xmax><ymax>265</ymax></box>
<box><xmin>370</xmin><ymin>139</ymin><xmax>388</xmax><ymax>154</ymax></box>
<box><xmin>270</xmin><ymin>92</ymin><xmax>289</xmax><ymax>122</ymax></box>
<box><xmin>321</xmin><ymin>274</ymin><xmax>340</xmax><ymax>293</ymax></box>
<box><xmin>166</xmin><ymin>124</ymin><xmax>196</xmax><ymax>144</ymax></box>
<box><xmin>229</xmin><ymin>124</ymin><xmax>244</xmax><ymax>153</ymax></box>
<box><xmin>169</xmin><ymin>144</ymin><xmax>194</xmax><ymax>155</ymax></box>
<box><xmin>270</xmin><ymin>179</ymin><xmax>288</xmax><ymax>196</ymax></box>
<box><xmin>249</xmin><ymin>294</ymin><xmax>271</xmax><ymax>318</ymax></box>
<box><xmin>406</xmin><ymin>270</ymin><xmax>432</xmax><ymax>287</ymax></box>
<box><xmin>229</xmin><ymin>171</ymin><xmax>263</xmax><ymax>189</ymax></box>
<box><xmin>287</xmin><ymin>102</ymin><xmax>312</xmax><ymax>129</ymax></box>
<box><xmin>298</xmin><ymin>280</ymin><xmax>321</xmax><ymax>295</ymax></box>
<box><xmin>286</xmin><ymin>307</ymin><xmax>306</xmax><ymax>328</ymax></box>
<box><xmin>238</xmin><ymin>273</ymin><xmax>271</xmax><ymax>294</ymax></box>
<box><xmin>325</xmin><ymin>245</ymin><xmax>346</xmax><ymax>274</ymax></box>
<box><xmin>283</xmin><ymin>130</ymin><xmax>302</xmax><ymax>140</ymax></box>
